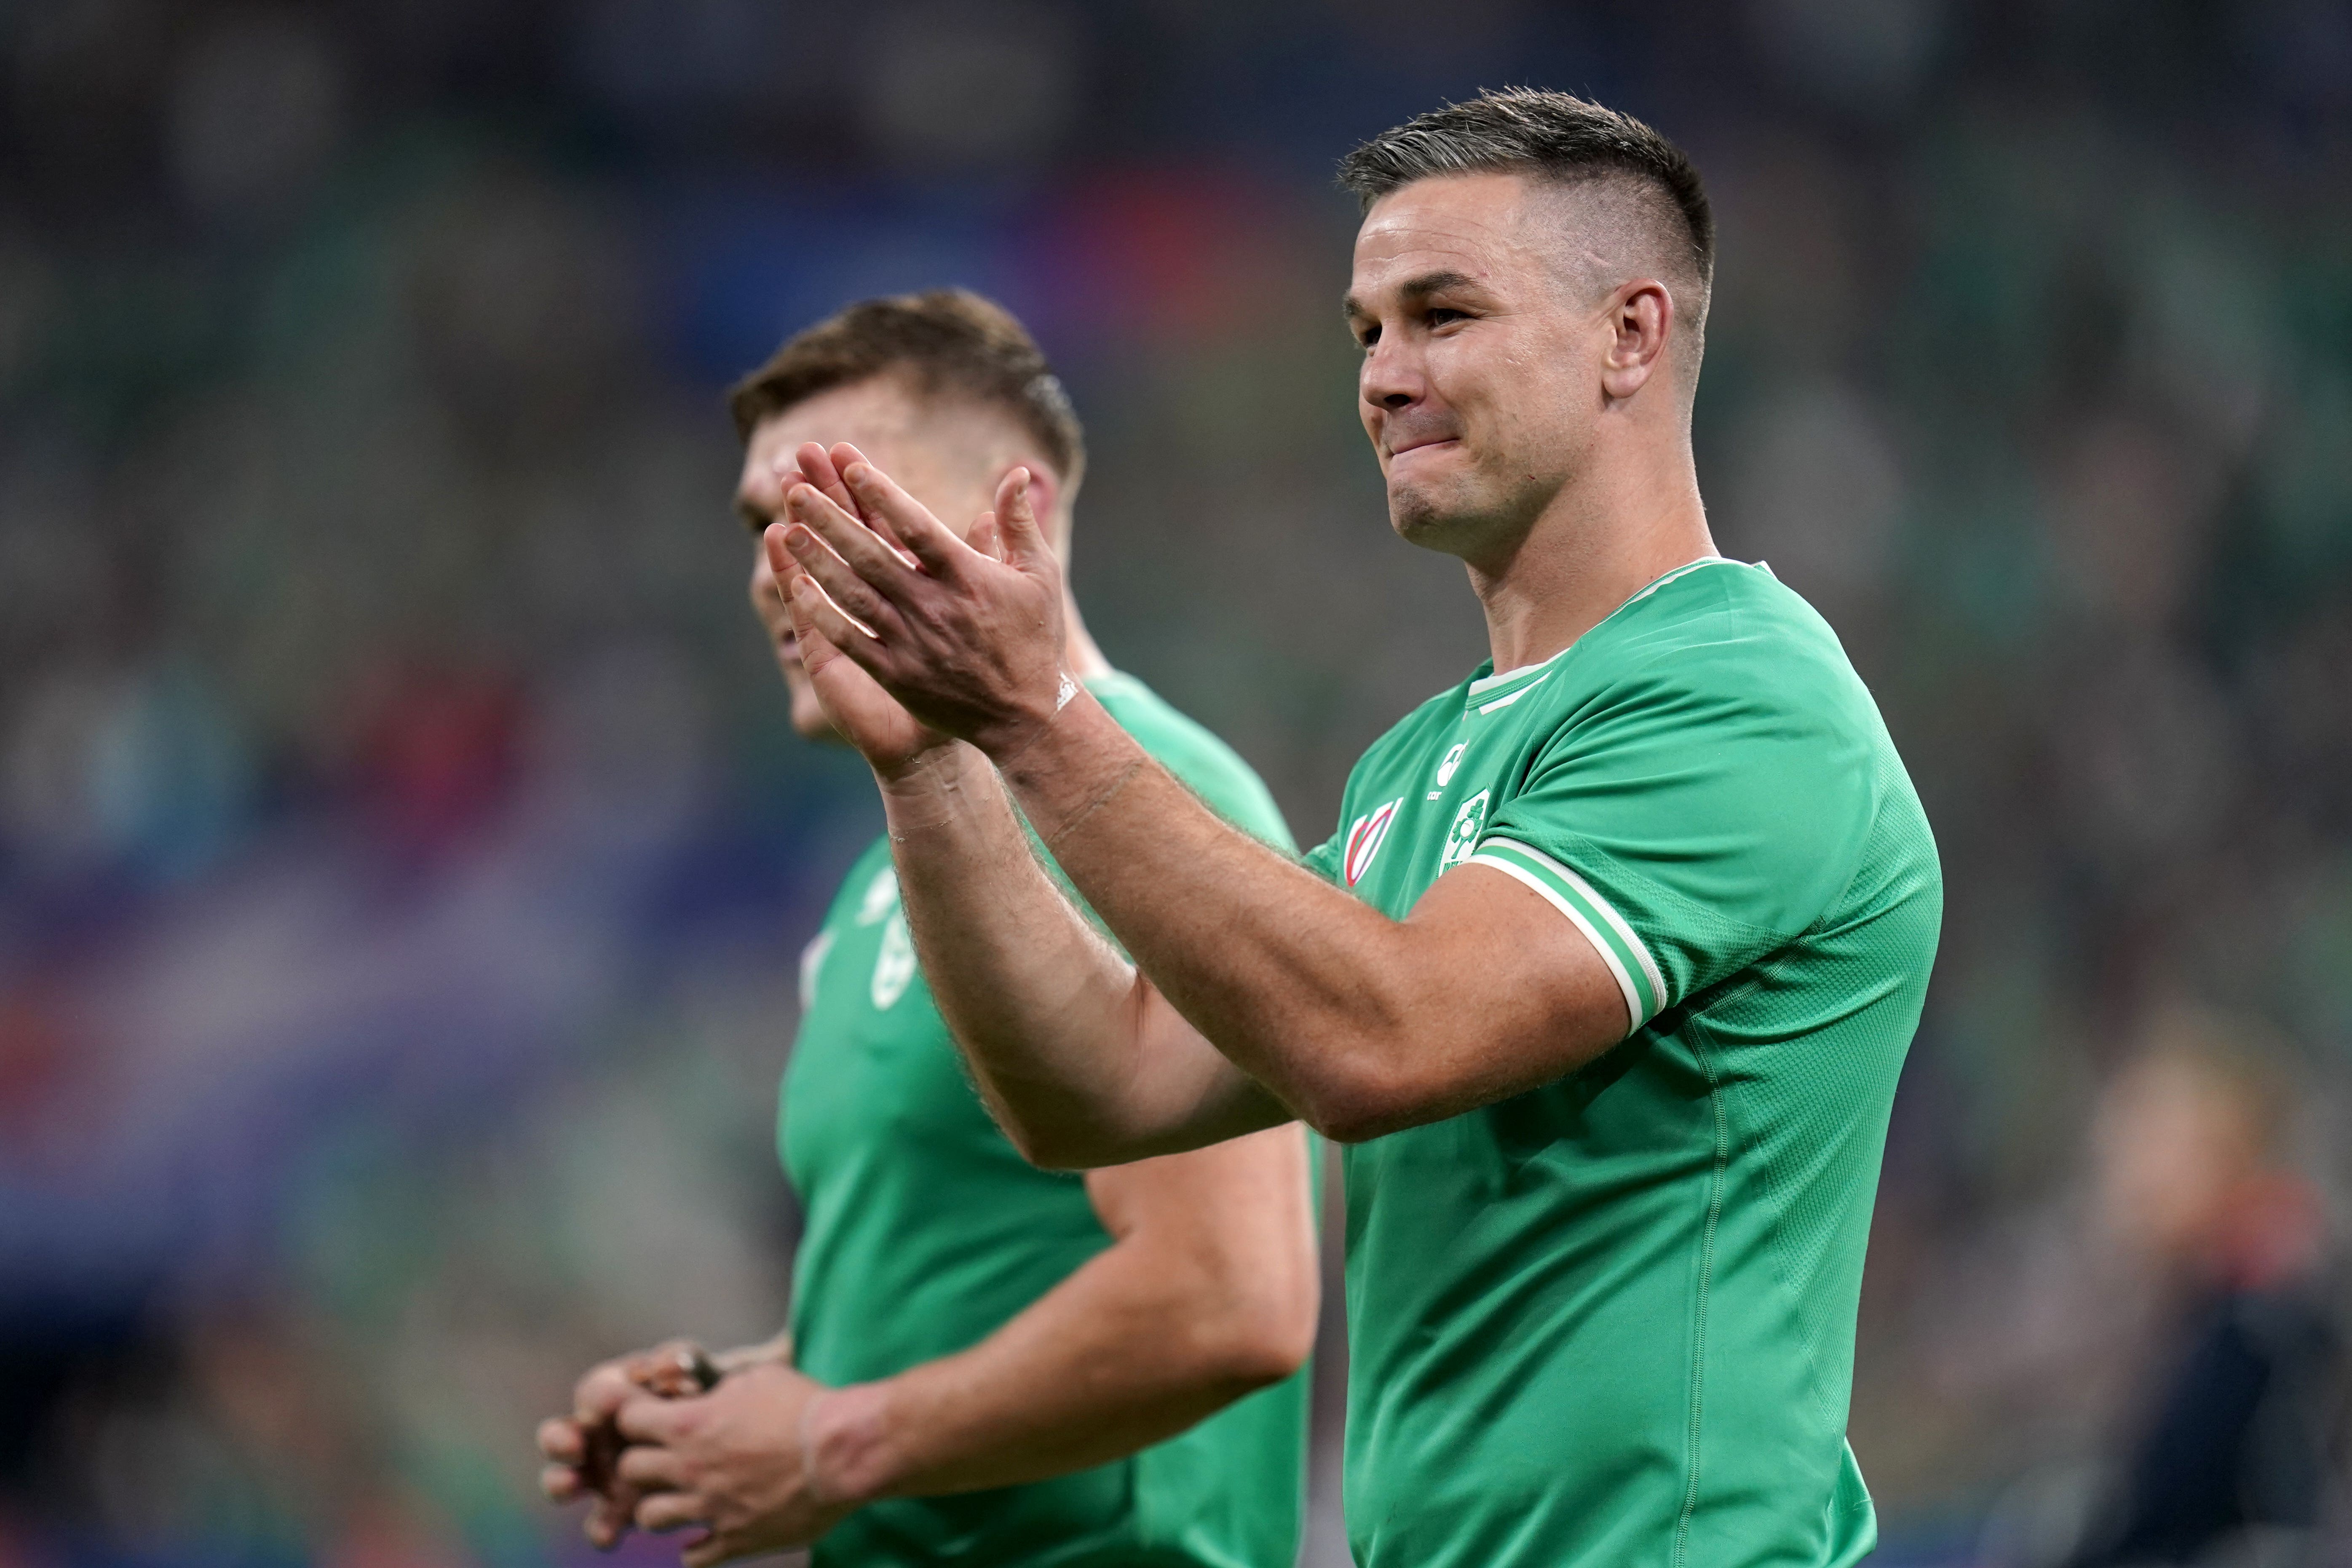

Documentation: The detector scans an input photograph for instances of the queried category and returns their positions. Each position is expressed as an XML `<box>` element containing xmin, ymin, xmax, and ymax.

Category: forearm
<box><xmin>878</xmin><ymin>742</ymin><xmax>1279</xmax><ymax>1161</ymax></box>
<box><xmin>802</xmin><ymin>1224</ymin><xmax>1302</xmax><ymax>1499</ymax></box>
<box><xmin>993</xmin><ymin>699</ymin><xmax>1428</xmax><ymax>1138</ymax></box>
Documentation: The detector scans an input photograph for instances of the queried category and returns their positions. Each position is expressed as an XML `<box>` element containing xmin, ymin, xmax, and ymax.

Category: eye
<box><xmin>1426</xmin><ymin>306</ymin><xmax>1467</xmax><ymax>329</ymax></box>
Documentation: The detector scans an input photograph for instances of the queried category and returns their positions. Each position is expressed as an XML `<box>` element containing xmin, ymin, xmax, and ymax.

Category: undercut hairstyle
<box><xmin>1338</xmin><ymin>88</ymin><xmax>1714</xmax><ymax>311</ymax></box>
<box><xmin>727</xmin><ymin>288</ymin><xmax>1085</xmax><ymax>486</ymax></box>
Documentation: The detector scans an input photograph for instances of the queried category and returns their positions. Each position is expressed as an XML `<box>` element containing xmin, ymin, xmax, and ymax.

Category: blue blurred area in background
<box><xmin>3</xmin><ymin>2</ymin><xmax>2349</xmax><ymax>1565</ymax></box>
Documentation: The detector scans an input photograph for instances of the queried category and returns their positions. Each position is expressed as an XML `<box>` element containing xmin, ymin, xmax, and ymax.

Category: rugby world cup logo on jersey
<box><xmin>1344</xmin><ymin>798</ymin><xmax>1404</xmax><ymax>886</ymax></box>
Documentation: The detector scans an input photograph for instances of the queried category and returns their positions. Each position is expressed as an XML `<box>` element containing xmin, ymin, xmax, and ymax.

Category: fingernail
<box><xmin>844</xmin><ymin>463</ymin><xmax>870</xmax><ymax>486</ymax></box>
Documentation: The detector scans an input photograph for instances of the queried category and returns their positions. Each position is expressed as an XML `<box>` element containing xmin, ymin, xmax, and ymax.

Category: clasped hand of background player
<box><xmin>537</xmin><ymin>1338</ymin><xmax>854</xmax><ymax>1565</ymax></box>
<box><xmin>768</xmin><ymin>442</ymin><xmax>1070</xmax><ymax>774</ymax></box>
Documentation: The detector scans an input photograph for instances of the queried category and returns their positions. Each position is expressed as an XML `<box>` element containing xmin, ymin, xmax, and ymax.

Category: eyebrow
<box><xmin>1341</xmin><ymin>268</ymin><xmax>1482</xmax><ymax>319</ymax></box>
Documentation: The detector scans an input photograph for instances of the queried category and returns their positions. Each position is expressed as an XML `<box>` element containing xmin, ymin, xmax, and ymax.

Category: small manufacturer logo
<box><xmin>1344</xmin><ymin>798</ymin><xmax>1404</xmax><ymax>886</ymax></box>
<box><xmin>1439</xmin><ymin>789</ymin><xmax>1490</xmax><ymax>871</ymax></box>
<box><xmin>1435</xmin><ymin>743</ymin><xmax>1467</xmax><ymax>788</ymax></box>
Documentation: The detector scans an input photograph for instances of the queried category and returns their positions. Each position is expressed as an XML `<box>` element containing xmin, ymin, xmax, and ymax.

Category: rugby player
<box><xmin>535</xmin><ymin>291</ymin><xmax>1318</xmax><ymax>1567</ymax></box>
<box><xmin>771</xmin><ymin>94</ymin><xmax>1942</xmax><ymax>1566</ymax></box>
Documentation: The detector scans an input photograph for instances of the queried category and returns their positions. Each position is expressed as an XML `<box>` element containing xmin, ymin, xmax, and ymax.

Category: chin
<box><xmin>1388</xmin><ymin>482</ymin><xmax>1469</xmax><ymax>551</ymax></box>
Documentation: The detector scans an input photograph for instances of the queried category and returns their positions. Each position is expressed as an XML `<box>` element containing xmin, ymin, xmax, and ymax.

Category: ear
<box><xmin>1599</xmin><ymin>280</ymin><xmax>1674</xmax><ymax>402</ymax></box>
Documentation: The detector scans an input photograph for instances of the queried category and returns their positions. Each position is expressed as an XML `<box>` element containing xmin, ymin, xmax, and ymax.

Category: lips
<box><xmin>1388</xmin><ymin>434</ymin><xmax>1461</xmax><ymax>460</ymax></box>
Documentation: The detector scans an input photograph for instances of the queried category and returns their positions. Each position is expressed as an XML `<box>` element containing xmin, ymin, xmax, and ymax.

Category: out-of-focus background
<box><xmin>4</xmin><ymin>1</ymin><xmax>2349</xmax><ymax>1564</ymax></box>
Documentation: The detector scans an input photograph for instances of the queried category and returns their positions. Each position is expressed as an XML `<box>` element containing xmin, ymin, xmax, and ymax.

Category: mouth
<box><xmin>1387</xmin><ymin>435</ymin><xmax>1461</xmax><ymax>461</ymax></box>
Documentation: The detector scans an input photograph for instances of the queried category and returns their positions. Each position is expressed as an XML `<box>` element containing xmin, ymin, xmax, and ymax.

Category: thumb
<box><xmin>994</xmin><ymin>468</ymin><xmax>1054</xmax><ymax>578</ymax></box>
<box><xmin>969</xmin><ymin>511</ymin><xmax>1005</xmax><ymax>562</ymax></box>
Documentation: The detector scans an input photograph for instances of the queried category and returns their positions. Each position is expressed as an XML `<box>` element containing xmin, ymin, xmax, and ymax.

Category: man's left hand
<box><xmin>779</xmin><ymin>446</ymin><xmax>1067</xmax><ymax>762</ymax></box>
<box><xmin>613</xmin><ymin>1362</ymin><xmax>858</xmax><ymax>1567</ymax></box>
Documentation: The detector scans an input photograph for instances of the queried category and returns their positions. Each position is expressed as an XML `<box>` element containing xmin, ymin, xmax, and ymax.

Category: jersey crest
<box><xmin>1344</xmin><ymin>798</ymin><xmax>1404</xmax><ymax>886</ymax></box>
<box><xmin>1440</xmin><ymin>788</ymin><xmax>1490</xmax><ymax>871</ymax></box>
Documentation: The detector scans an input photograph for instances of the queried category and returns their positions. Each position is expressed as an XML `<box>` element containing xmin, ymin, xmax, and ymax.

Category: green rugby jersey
<box><xmin>1302</xmin><ymin>559</ymin><xmax>1940</xmax><ymax>1568</ymax></box>
<box><xmin>782</xmin><ymin>672</ymin><xmax>1308</xmax><ymax>1568</ymax></box>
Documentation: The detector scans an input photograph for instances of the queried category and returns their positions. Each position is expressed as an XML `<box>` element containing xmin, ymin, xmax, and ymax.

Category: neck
<box><xmin>1061</xmin><ymin>587</ymin><xmax>1113</xmax><ymax>680</ymax></box>
<box><xmin>1046</xmin><ymin>513</ymin><xmax>1114</xmax><ymax>679</ymax></box>
<box><xmin>1467</xmin><ymin>433</ymin><xmax>1716</xmax><ymax>673</ymax></box>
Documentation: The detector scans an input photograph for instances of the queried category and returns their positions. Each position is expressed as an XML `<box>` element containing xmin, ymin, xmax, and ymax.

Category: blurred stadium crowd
<box><xmin>3</xmin><ymin>1</ymin><xmax>2349</xmax><ymax>1564</ymax></box>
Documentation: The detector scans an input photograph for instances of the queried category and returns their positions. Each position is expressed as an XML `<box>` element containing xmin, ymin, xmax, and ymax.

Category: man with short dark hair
<box><xmin>773</xmin><ymin>94</ymin><xmax>1943</xmax><ymax>1567</ymax></box>
<box><xmin>534</xmin><ymin>289</ymin><xmax>1318</xmax><ymax>1568</ymax></box>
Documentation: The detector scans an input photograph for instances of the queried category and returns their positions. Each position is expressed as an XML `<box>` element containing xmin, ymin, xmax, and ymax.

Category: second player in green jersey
<box><xmin>787</xmin><ymin>670</ymin><xmax>1306</xmax><ymax>1568</ymax></box>
<box><xmin>537</xmin><ymin>291</ymin><xmax>1318</xmax><ymax>1566</ymax></box>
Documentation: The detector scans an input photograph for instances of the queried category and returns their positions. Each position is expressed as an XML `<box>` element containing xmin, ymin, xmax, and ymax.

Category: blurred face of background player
<box><xmin>734</xmin><ymin>374</ymin><xmax>1068</xmax><ymax>741</ymax></box>
<box><xmin>1346</xmin><ymin>170</ymin><xmax>1703</xmax><ymax>570</ymax></box>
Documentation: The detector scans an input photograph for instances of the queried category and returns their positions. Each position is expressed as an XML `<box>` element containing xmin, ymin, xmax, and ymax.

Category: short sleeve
<box><xmin>1300</xmin><ymin>829</ymin><xmax>1345</xmax><ymax>886</ymax></box>
<box><xmin>1469</xmin><ymin>660</ymin><xmax>1878</xmax><ymax>1033</ymax></box>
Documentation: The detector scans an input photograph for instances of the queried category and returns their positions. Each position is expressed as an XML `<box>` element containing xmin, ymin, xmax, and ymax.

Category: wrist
<box><xmin>802</xmin><ymin>1380</ymin><xmax>902</xmax><ymax>1505</ymax></box>
<box><xmin>880</xmin><ymin>738</ymin><xmax>987</xmax><ymax>804</ymax></box>
<box><xmin>970</xmin><ymin>671</ymin><xmax>1080</xmax><ymax>771</ymax></box>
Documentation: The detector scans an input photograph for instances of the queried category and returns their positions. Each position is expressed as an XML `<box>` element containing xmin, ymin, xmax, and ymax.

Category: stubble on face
<box><xmin>1349</xmin><ymin>174</ymin><xmax>1624</xmax><ymax>565</ymax></box>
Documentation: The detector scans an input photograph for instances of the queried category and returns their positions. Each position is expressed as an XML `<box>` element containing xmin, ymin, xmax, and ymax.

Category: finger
<box><xmin>614</xmin><ymin>1442</ymin><xmax>687</xmax><ymax>1492</ymax></box>
<box><xmin>541</xmin><ymin>1462</ymin><xmax>584</xmax><ymax>1502</ymax></box>
<box><xmin>771</xmin><ymin>524</ymin><xmax>880</xmax><ymax>642</ymax></box>
<box><xmin>793</xmin><ymin>442</ymin><xmax>860</xmax><ymax>518</ymax></box>
<box><xmin>575</xmin><ymin>1361</ymin><xmax>640</xmax><ymax>1424</ymax></box>
<box><xmin>612</xmin><ymin>1392</ymin><xmax>683</xmax><ymax>1445</ymax></box>
<box><xmin>838</xmin><ymin>454</ymin><xmax>975</xmax><ymax>580</ymax></box>
<box><xmin>790</xmin><ymin>443</ymin><xmax>913</xmax><ymax>556</ymax></box>
<box><xmin>994</xmin><ymin>466</ymin><xmax>1056</xmax><ymax>576</ymax></box>
<box><xmin>585</xmin><ymin>1487</ymin><xmax>638</xmax><ymax>1550</ymax></box>
<box><xmin>781</xmin><ymin>521</ymin><xmax>894</xmax><ymax>637</ymax></box>
<box><xmin>790</xmin><ymin>573</ymin><xmax>891</xmax><ymax>679</ymax></box>
<box><xmin>785</xmin><ymin>444</ymin><xmax>884</xmax><ymax>550</ymax></box>
<box><xmin>780</xmin><ymin>565</ymin><xmax>851</xmax><ymax>673</ymax></box>
<box><xmin>681</xmin><ymin>1529</ymin><xmax>733</xmax><ymax>1568</ymax></box>
<box><xmin>787</xmin><ymin>482</ymin><xmax>922</xmax><ymax>602</ymax></box>
<box><xmin>636</xmin><ymin>1491</ymin><xmax>709</xmax><ymax>1534</ymax></box>
<box><xmin>539</xmin><ymin>1417</ymin><xmax>586</xmax><ymax>1463</ymax></box>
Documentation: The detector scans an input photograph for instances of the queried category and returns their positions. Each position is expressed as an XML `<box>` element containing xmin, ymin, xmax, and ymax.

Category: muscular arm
<box><xmin>591</xmin><ymin>1127</ymin><xmax>1316</xmax><ymax>1563</ymax></box>
<box><xmin>779</xmin><ymin>453</ymin><xmax>1632</xmax><ymax>1155</ymax></box>
<box><xmin>809</xmin><ymin>1124</ymin><xmax>1317</xmax><ymax>1498</ymax></box>
<box><xmin>876</xmin><ymin>740</ymin><xmax>1290</xmax><ymax>1164</ymax></box>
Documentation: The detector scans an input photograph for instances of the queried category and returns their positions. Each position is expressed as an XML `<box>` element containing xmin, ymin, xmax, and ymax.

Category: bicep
<box><xmin>1347</xmin><ymin>862</ymin><xmax>1631</xmax><ymax>1133</ymax></box>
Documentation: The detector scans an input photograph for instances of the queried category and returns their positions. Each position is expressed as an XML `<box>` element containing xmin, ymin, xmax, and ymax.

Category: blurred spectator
<box><xmin>2063</xmin><ymin>1014</ymin><xmax>2344</xmax><ymax>1567</ymax></box>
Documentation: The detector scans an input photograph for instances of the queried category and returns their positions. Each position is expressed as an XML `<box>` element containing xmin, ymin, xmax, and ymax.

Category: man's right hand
<box><xmin>538</xmin><ymin>1339</ymin><xmax>720</xmax><ymax>1548</ymax></box>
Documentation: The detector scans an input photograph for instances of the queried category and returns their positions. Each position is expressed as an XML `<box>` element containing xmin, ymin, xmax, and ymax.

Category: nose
<box><xmin>1359</xmin><ymin>336</ymin><xmax>1422</xmax><ymax>415</ymax></box>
